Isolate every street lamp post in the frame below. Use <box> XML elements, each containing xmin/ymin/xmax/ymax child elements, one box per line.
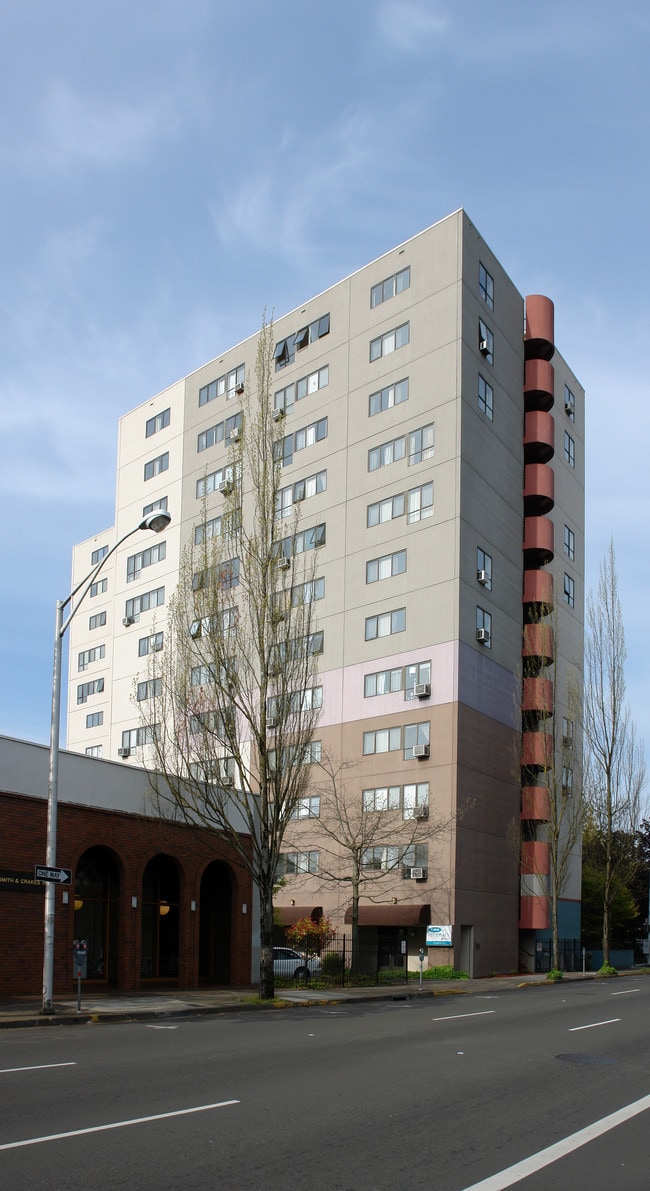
<box><xmin>41</xmin><ymin>510</ymin><xmax>171</xmax><ymax>1013</ymax></box>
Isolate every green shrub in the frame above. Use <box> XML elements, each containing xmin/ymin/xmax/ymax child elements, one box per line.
<box><xmin>547</xmin><ymin>969</ymin><xmax>564</xmax><ymax>982</ymax></box>
<box><xmin>597</xmin><ymin>963</ymin><xmax>618</xmax><ymax>977</ymax></box>
<box><xmin>409</xmin><ymin>965</ymin><xmax>469</xmax><ymax>981</ymax></box>
<box><xmin>320</xmin><ymin>952</ymin><xmax>345</xmax><ymax>981</ymax></box>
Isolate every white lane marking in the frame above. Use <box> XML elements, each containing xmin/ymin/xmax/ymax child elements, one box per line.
<box><xmin>432</xmin><ymin>1011</ymin><xmax>496</xmax><ymax>1022</ymax></box>
<box><xmin>611</xmin><ymin>988</ymin><xmax>640</xmax><ymax>995</ymax></box>
<box><xmin>0</xmin><ymin>1100</ymin><xmax>239</xmax><ymax>1151</ymax></box>
<box><xmin>0</xmin><ymin>1062</ymin><xmax>77</xmax><ymax>1075</ymax></box>
<box><xmin>568</xmin><ymin>1018</ymin><xmax>620</xmax><ymax>1032</ymax></box>
<box><xmin>145</xmin><ymin>1025</ymin><xmax>178</xmax><ymax>1029</ymax></box>
<box><xmin>460</xmin><ymin>1092</ymin><xmax>650</xmax><ymax>1190</ymax></box>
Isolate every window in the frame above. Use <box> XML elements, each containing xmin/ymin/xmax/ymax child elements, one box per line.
<box><xmin>478</xmin><ymin>320</ymin><xmax>494</xmax><ymax>365</ymax></box>
<box><xmin>367</xmin><ymin>493</ymin><xmax>405</xmax><ymax>527</ymax></box>
<box><xmin>275</xmin><ymin>470</ymin><xmax>326</xmax><ymax>519</ymax></box>
<box><xmin>146</xmin><ymin>408</ymin><xmax>170</xmax><ymax>437</ymax></box>
<box><xmin>275</xmin><ymin>366</ymin><xmax>329</xmax><ymax>413</ymax></box>
<box><xmin>564</xmin><ymin>525</ymin><xmax>575</xmax><ymax>561</ymax></box>
<box><xmin>138</xmin><ymin>631</ymin><xmax>164</xmax><ymax>656</ymax></box>
<box><xmin>192</xmin><ymin>558</ymin><xmax>240</xmax><ymax>592</ymax></box>
<box><xmin>476</xmin><ymin>607</ymin><xmax>492</xmax><ymax>647</ymax></box>
<box><xmin>199</xmin><ymin>364</ymin><xmax>245</xmax><ymax>406</ymax></box>
<box><xmin>564</xmin><ymin>385</ymin><xmax>575</xmax><ymax>421</ymax></box>
<box><xmin>362</xmin><ymin>845</ymin><xmax>401</xmax><ymax>872</ymax></box>
<box><xmin>77</xmin><ymin>678</ymin><xmax>105</xmax><ymax>704</ymax></box>
<box><xmin>275</xmin><ymin>523</ymin><xmax>326</xmax><ymax>559</ymax></box>
<box><xmin>277</xmin><ymin>418</ymin><xmax>328</xmax><ymax>466</ymax></box>
<box><xmin>562</xmin><ymin>767</ymin><xmax>574</xmax><ymax>796</ymax></box>
<box><xmin>90</xmin><ymin>577</ymin><xmax>108</xmax><ymax>598</ymax></box>
<box><xmin>478</xmin><ymin>374</ymin><xmax>494</xmax><ymax>420</ymax></box>
<box><xmin>89</xmin><ymin>611</ymin><xmax>106</xmax><ymax>630</ymax></box>
<box><xmin>291</xmin><ymin>577</ymin><xmax>325</xmax><ymax>606</ymax></box>
<box><xmin>124</xmin><ymin>587</ymin><xmax>165</xmax><ymax>623</ymax></box>
<box><xmin>564</xmin><ymin>431</ymin><xmax>575</xmax><ymax>468</ymax></box>
<box><xmin>365</xmin><ymin>607</ymin><xmax>406</xmax><ymax>641</ymax></box>
<box><xmin>564</xmin><ymin>573</ymin><xmax>575</xmax><ymax>608</ymax></box>
<box><xmin>85</xmin><ymin>711</ymin><xmax>103</xmax><ymax>729</ymax></box>
<box><xmin>366</xmin><ymin>549</ymin><xmax>407</xmax><ymax>584</ymax></box>
<box><xmin>479</xmin><ymin>263</ymin><xmax>494</xmax><ymax>309</ymax></box>
<box><xmin>371</xmin><ymin>266</ymin><xmax>410</xmax><ymax>308</ymax></box>
<box><xmin>278</xmin><ymin>851</ymin><xmax>320</xmax><ymax>876</ymax></box>
<box><xmin>197</xmin><ymin>412</ymin><xmax>242</xmax><ymax>453</ymax></box>
<box><xmin>189</xmin><ymin>756</ymin><xmax>235</xmax><ymax>784</ymax></box>
<box><xmin>290</xmin><ymin>796</ymin><xmax>321</xmax><ymax>820</ymax></box>
<box><xmin>144</xmin><ymin>452</ymin><xmax>169</xmax><ymax>481</ymax></box>
<box><xmin>368</xmin><ymin>434</ymin><xmax>406</xmax><ymax>472</ymax></box>
<box><xmin>85</xmin><ymin>745</ymin><xmax>103</xmax><ymax>758</ymax></box>
<box><xmin>121</xmin><ymin>725</ymin><xmax>158</xmax><ymax>750</ymax></box>
<box><xmin>91</xmin><ymin>545</ymin><xmax>109</xmax><ymax>565</ymax></box>
<box><xmin>143</xmin><ymin>496</ymin><xmax>168</xmax><ymax>517</ymax></box>
<box><xmin>126</xmin><ymin>541</ymin><xmax>166</xmax><ymax>582</ymax></box>
<box><xmin>369</xmin><ymin>377</ymin><xmax>409</xmax><ymax>417</ymax></box>
<box><xmin>269</xmin><ymin>741</ymin><xmax>322</xmax><ymax>772</ymax></box>
<box><xmin>562</xmin><ymin>717</ymin><xmax>574</xmax><ymax>748</ymax></box>
<box><xmin>190</xmin><ymin>664</ymin><xmax>217</xmax><ymax>687</ymax></box>
<box><xmin>274</xmin><ymin>314</ymin><xmax>330</xmax><ymax>371</ymax></box>
<box><xmin>403</xmin><ymin>721</ymin><xmax>430</xmax><ymax>760</ymax></box>
<box><xmin>408</xmin><ymin>424</ymin><xmax>434</xmax><ymax>465</ymax></box>
<box><xmin>363</xmin><ymin>782</ymin><xmax>429</xmax><ymax>819</ymax></box>
<box><xmin>363</xmin><ymin>726</ymin><xmax>402</xmax><ymax>755</ymax></box>
<box><xmin>477</xmin><ymin>548</ymin><xmax>492</xmax><ymax>591</ymax></box>
<box><xmin>196</xmin><ymin>463</ymin><xmax>238</xmax><ymax>498</ymax></box>
<box><xmin>271</xmin><ymin>633</ymin><xmax>324</xmax><ymax>672</ymax></box>
<box><xmin>137</xmin><ymin>678</ymin><xmax>162</xmax><ymax>701</ymax></box>
<box><xmin>407</xmin><ymin>482</ymin><xmax>434</xmax><ymax>523</ymax></box>
<box><xmin>78</xmin><ymin>645</ymin><xmax>105</xmax><ymax>671</ymax></box>
<box><xmin>268</xmin><ymin>685</ymin><xmax>323</xmax><ymax>721</ymax></box>
<box><xmin>190</xmin><ymin>607</ymin><xmax>238</xmax><ymax>640</ymax></box>
<box><xmin>370</xmin><ymin>322</ymin><xmax>409</xmax><ymax>362</ymax></box>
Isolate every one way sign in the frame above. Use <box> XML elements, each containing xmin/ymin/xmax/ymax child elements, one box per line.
<box><xmin>35</xmin><ymin>865</ymin><xmax>72</xmax><ymax>885</ymax></box>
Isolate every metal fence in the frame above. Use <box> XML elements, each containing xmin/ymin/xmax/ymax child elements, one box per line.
<box><xmin>276</xmin><ymin>934</ymin><xmax>409</xmax><ymax>988</ymax></box>
<box><xmin>534</xmin><ymin>938</ymin><xmax>582</xmax><ymax>973</ymax></box>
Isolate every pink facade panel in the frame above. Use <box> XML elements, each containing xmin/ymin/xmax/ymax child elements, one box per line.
<box><xmin>522</xmin><ymin>569</ymin><xmax>554</xmax><ymax>611</ymax></box>
<box><xmin>520</xmin><ymin>840</ymin><xmax>551</xmax><ymax>875</ymax></box>
<box><xmin>521</xmin><ymin>786</ymin><xmax>551</xmax><ymax>821</ymax></box>
<box><xmin>523</xmin><ymin>463</ymin><xmax>554</xmax><ymax>515</ymax></box>
<box><xmin>519</xmin><ymin>895</ymin><xmax>550</xmax><ymax>930</ymax></box>
<box><xmin>522</xmin><ymin>731</ymin><xmax>553</xmax><ymax>770</ymax></box>
<box><xmin>522</xmin><ymin>676</ymin><xmax>553</xmax><ymax>716</ymax></box>
<box><xmin>524</xmin><ymin>410</ymin><xmax>555</xmax><ymax>463</ymax></box>
<box><xmin>523</xmin><ymin>358</ymin><xmax>554</xmax><ymax>411</ymax></box>
<box><xmin>524</xmin><ymin>294</ymin><xmax>555</xmax><ymax>361</ymax></box>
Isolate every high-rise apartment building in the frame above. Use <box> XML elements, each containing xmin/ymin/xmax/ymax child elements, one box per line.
<box><xmin>67</xmin><ymin>209</ymin><xmax>584</xmax><ymax>977</ymax></box>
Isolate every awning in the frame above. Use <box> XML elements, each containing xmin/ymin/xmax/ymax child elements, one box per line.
<box><xmin>344</xmin><ymin>905</ymin><xmax>430</xmax><ymax>927</ymax></box>
<box><xmin>275</xmin><ymin>905</ymin><xmax>323</xmax><ymax>926</ymax></box>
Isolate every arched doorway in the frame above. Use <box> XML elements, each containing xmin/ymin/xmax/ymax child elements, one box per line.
<box><xmin>141</xmin><ymin>855</ymin><xmax>180</xmax><ymax>980</ymax></box>
<box><xmin>199</xmin><ymin>862</ymin><xmax>232</xmax><ymax>984</ymax></box>
<box><xmin>74</xmin><ymin>847</ymin><xmax>120</xmax><ymax>983</ymax></box>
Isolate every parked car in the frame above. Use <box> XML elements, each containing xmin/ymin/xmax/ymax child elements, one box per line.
<box><xmin>273</xmin><ymin>947</ymin><xmax>321</xmax><ymax>980</ymax></box>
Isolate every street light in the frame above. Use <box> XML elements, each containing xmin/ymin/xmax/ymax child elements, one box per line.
<box><xmin>41</xmin><ymin>509</ymin><xmax>171</xmax><ymax>1013</ymax></box>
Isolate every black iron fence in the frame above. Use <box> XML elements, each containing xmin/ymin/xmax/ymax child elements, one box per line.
<box><xmin>276</xmin><ymin>934</ymin><xmax>409</xmax><ymax>988</ymax></box>
<box><xmin>534</xmin><ymin>938</ymin><xmax>582</xmax><ymax>973</ymax></box>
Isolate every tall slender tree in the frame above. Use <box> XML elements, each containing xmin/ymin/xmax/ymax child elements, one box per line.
<box><xmin>146</xmin><ymin>319</ymin><xmax>323</xmax><ymax>998</ymax></box>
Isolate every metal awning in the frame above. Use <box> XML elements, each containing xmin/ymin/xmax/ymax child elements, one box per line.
<box><xmin>344</xmin><ymin>905</ymin><xmax>430</xmax><ymax>927</ymax></box>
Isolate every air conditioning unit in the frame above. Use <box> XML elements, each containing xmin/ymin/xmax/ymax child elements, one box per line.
<box><xmin>272</xmin><ymin>407</ymin><xmax>285</xmax><ymax>422</ymax></box>
<box><xmin>235</xmin><ymin>382</ymin><xmax>245</xmax><ymax>395</ymax></box>
<box><xmin>221</xmin><ymin>775</ymin><xmax>233</xmax><ymax>788</ymax></box>
<box><xmin>122</xmin><ymin>616</ymin><xmax>135</xmax><ymax>627</ymax></box>
<box><xmin>414</xmin><ymin>682</ymin><xmax>430</xmax><ymax>699</ymax></box>
<box><xmin>218</xmin><ymin>480</ymin><xmax>234</xmax><ymax>495</ymax></box>
<box><xmin>476</xmin><ymin>627</ymin><xmax>490</xmax><ymax>643</ymax></box>
<box><xmin>413</xmin><ymin>806</ymin><xmax>429</xmax><ymax>820</ymax></box>
<box><xmin>267</xmin><ymin>719</ymin><xmax>276</xmax><ymax>731</ymax></box>
<box><xmin>479</xmin><ymin>338</ymin><xmax>490</xmax><ymax>355</ymax></box>
<box><xmin>413</xmin><ymin>743</ymin><xmax>430</xmax><ymax>760</ymax></box>
<box><xmin>564</xmin><ymin>397</ymin><xmax>574</xmax><ymax>415</ymax></box>
<box><xmin>229</xmin><ymin>427</ymin><xmax>241</xmax><ymax>442</ymax></box>
<box><xmin>477</xmin><ymin>569</ymin><xmax>489</xmax><ymax>585</ymax></box>
<box><xmin>118</xmin><ymin>747</ymin><xmax>131</xmax><ymax>758</ymax></box>
<box><xmin>277</xmin><ymin>556</ymin><xmax>291</xmax><ymax>570</ymax></box>
<box><xmin>562</xmin><ymin>735</ymin><xmax>573</xmax><ymax>749</ymax></box>
<box><xmin>410</xmin><ymin>866</ymin><xmax>427</xmax><ymax>881</ymax></box>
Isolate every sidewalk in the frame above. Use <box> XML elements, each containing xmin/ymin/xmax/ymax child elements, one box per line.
<box><xmin>0</xmin><ymin>970</ymin><xmax>614</xmax><ymax>1029</ymax></box>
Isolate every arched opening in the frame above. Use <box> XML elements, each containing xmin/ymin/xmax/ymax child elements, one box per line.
<box><xmin>199</xmin><ymin>862</ymin><xmax>233</xmax><ymax>984</ymax></box>
<box><xmin>141</xmin><ymin>855</ymin><xmax>180</xmax><ymax>980</ymax></box>
<box><xmin>74</xmin><ymin>847</ymin><xmax>120</xmax><ymax>983</ymax></box>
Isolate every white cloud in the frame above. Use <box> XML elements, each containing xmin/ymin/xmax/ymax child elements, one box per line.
<box><xmin>376</xmin><ymin>1</ymin><xmax>450</xmax><ymax>54</ymax></box>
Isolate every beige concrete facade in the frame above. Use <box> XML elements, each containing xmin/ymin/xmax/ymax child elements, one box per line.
<box><xmin>66</xmin><ymin>210</ymin><xmax>584</xmax><ymax>976</ymax></box>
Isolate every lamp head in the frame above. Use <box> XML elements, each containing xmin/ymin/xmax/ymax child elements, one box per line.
<box><xmin>139</xmin><ymin>510</ymin><xmax>172</xmax><ymax>534</ymax></box>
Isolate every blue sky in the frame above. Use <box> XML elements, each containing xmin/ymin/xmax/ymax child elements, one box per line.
<box><xmin>1</xmin><ymin>0</ymin><xmax>649</xmax><ymax>765</ymax></box>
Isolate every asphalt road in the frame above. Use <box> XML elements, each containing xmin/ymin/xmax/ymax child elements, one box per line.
<box><xmin>1</xmin><ymin>978</ymin><xmax>650</xmax><ymax>1189</ymax></box>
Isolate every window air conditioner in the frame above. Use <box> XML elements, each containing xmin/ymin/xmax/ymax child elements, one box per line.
<box><xmin>479</xmin><ymin>339</ymin><xmax>490</xmax><ymax>355</ymax></box>
<box><xmin>272</xmin><ymin>407</ymin><xmax>285</xmax><ymax>422</ymax></box>
<box><xmin>218</xmin><ymin>480</ymin><xmax>234</xmax><ymax>495</ymax></box>
<box><xmin>235</xmin><ymin>382</ymin><xmax>245</xmax><ymax>395</ymax></box>
<box><xmin>476</xmin><ymin>627</ymin><xmax>490</xmax><ymax>643</ymax></box>
<box><xmin>267</xmin><ymin>719</ymin><xmax>277</xmax><ymax>731</ymax></box>
<box><xmin>562</xmin><ymin>735</ymin><xmax>573</xmax><ymax>749</ymax></box>
<box><xmin>229</xmin><ymin>427</ymin><xmax>241</xmax><ymax>442</ymax></box>
<box><xmin>410</xmin><ymin>867</ymin><xmax>427</xmax><ymax>881</ymax></box>
<box><xmin>118</xmin><ymin>748</ymin><xmax>131</xmax><ymax>758</ymax></box>
<box><xmin>413</xmin><ymin>744</ymin><xmax>430</xmax><ymax>760</ymax></box>
<box><xmin>277</xmin><ymin>556</ymin><xmax>291</xmax><ymax>570</ymax></box>
<box><xmin>413</xmin><ymin>806</ymin><xmax>429</xmax><ymax>820</ymax></box>
<box><xmin>564</xmin><ymin>398</ymin><xmax>574</xmax><ymax>414</ymax></box>
<box><xmin>477</xmin><ymin>570</ymin><xmax>489</xmax><ymax>585</ymax></box>
<box><xmin>414</xmin><ymin>682</ymin><xmax>430</xmax><ymax>699</ymax></box>
<box><xmin>122</xmin><ymin>616</ymin><xmax>135</xmax><ymax>627</ymax></box>
<box><xmin>221</xmin><ymin>775</ymin><xmax>233</xmax><ymax>788</ymax></box>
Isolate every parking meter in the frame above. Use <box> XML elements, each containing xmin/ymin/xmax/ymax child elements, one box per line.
<box><xmin>73</xmin><ymin>939</ymin><xmax>88</xmax><ymax>979</ymax></box>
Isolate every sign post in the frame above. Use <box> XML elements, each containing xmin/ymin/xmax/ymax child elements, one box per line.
<box><xmin>73</xmin><ymin>939</ymin><xmax>88</xmax><ymax>1013</ymax></box>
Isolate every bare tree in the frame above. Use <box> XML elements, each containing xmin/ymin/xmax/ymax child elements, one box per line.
<box><xmin>146</xmin><ymin>319</ymin><xmax>323</xmax><ymax>998</ymax></box>
<box><xmin>283</xmin><ymin>755</ymin><xmax>451</xmax><ymax>969</ymax></box>
<box><xmin>584</xmin><ymin>541</ymin><xmax>647</xmax><ymax>965</ymax></box>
